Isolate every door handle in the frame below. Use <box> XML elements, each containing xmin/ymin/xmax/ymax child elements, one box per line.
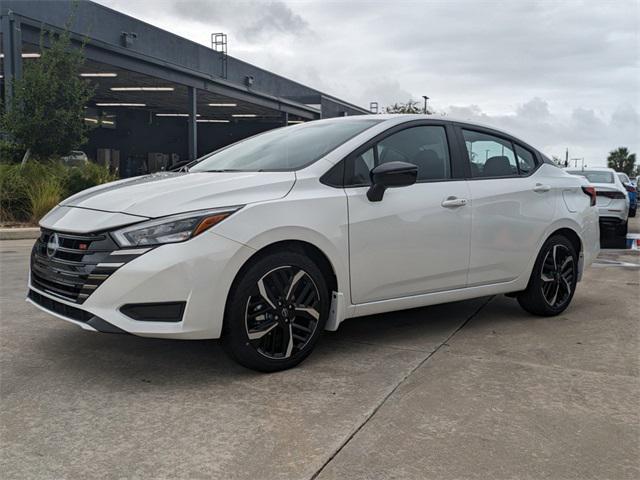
<box><xmin>533</xmin><ymin>183</ymin><xmax>551</xmax><ymax>193</ymax></box>
<box><xmin>441</xmin><ymin>197</ymin><xmax>468</xmax><ymax>208</ymax></box>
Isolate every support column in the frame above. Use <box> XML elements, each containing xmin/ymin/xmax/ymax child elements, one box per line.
<box><xmin>187</xmin><ymin>86</ymin><xmax>197</xmax><ymax>161</ymax></box>
<box><xmin>2</xmin><ymin>12</ymin><xmax>22</xmax><ymax>112</ymax></box>
<box><xmin>281</xmin><ymin>111</ymin><xmax>289</xmax><ymax>126</ymax></box>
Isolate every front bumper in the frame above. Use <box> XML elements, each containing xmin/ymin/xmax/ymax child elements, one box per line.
<box><xmin>27</xmin><ymin>229</ymin><xmax>256</xmax><ymax>339</ymax></box>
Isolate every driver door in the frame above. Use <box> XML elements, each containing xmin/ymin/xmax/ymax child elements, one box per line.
<box><xmin>345</xmin><ymin>124</ymin><xmax>471</xmax><ymax>304</ymax></box>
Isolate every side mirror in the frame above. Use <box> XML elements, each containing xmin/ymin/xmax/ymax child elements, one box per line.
<box><xmin>367</xmin><ymin>161</ymin><xmax>418</xmax><ymax>202</ymax></box>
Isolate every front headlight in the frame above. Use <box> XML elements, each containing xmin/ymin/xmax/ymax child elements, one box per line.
<box><xmin>112</xmin><ymin>206</ymin><xmax>243</xmax><ymax>247</ymax></box>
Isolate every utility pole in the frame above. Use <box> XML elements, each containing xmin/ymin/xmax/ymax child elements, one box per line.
<box><xmin>422</xmin><ymin>95</ymin><xmax>429</xmax><ymax>114</ymax></box>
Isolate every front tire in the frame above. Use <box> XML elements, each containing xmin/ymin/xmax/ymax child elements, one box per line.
<box><xmin>223</xmin><ymin>251</ymin><xmax>329</xmax><ymax>372</ymax></box>
<box><xmin>517</xmin><ymin>235</ymin><xmax>578</xmax><ymax>316</ymax></box>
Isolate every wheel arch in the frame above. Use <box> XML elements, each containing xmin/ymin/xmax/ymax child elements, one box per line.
<box><xmin>515</xmin><ymin>220</ymin><xmax>586</xmax><ymax>292</ymax></box>
<box><xmin>222</xmin><ymin>239</ymin><xmax>341</xmax><ymax>336</ymax></box>
<box><xmin>548</xmin><ymin>227</ymin><xmax>582</xmax><ymax>256</ymax></box>
<box><xmin>232</xmin><ymin>240</ymin><xmax>338</xmax><ymax>294</ymax></box>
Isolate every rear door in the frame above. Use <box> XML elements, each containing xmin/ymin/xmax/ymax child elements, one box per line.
<box><xmin>457</xmin><ymin>126</ymin><xmax>556</xmax><ymax>286</ymax></box>
<box><xmin>344</xmin><ymin>122</ymin><xmax>472</xmax><ymax>304</ymax></box>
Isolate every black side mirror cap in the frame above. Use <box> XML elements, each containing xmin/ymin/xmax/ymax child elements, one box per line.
<box><xmin>367</xmin><ymin>161</ymin><xmax>418</xmax><ymax>202</ymax></box>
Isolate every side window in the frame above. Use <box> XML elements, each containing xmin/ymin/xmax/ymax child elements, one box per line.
<box><xmin>515</xmin><ymin>144</ymin><xmax>537</xmax><ymax>175</ymax></box>
<box><xmin>346</xmin><ymin>147</ymin><xmax>375</xmax><ymax>186</ymax></box>
<box><xmin>344</xmin><ymin>126</ymin><xmax>451</xmax><ymax>186</ymax></box>
<box><xmin>377</xmin><ymin>126</ymin><xmax>450</xmax><ymax>182</ymax></box>
<box><xmin>462</xmin><ymin>130</ymin><xmax>517</xmax><ymax>178</ymax></box>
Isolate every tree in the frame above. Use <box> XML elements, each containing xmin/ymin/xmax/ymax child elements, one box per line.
<box><xmin>551</xmin><ymin>155</ymin><xmax>568</xmax><ymax>167</ymax></box>
<box><xmin>1</xmin><ymin>27</ymin><xmax>95</xmax><ymax>164</ymax></box>
<box><xmin>385</xmin><ymin>99</ymin><xmax>433</xmax><ymax>114</ymax></box>
<box><xmin>606</xmin><ymin>147</ymin><xmax>636</xmax><ymax>176</ymax></box>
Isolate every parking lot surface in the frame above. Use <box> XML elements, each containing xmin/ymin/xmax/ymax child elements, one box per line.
<box><xmin>1</xmin><ymin>220</ymin><xmax>639</xmax><ymax>479</ymax></box>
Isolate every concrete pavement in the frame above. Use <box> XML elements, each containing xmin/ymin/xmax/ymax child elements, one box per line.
<box><xmin>1</xmin><ymin>222</ymin><xmax>638</xmax><ymax>479</ymax></box>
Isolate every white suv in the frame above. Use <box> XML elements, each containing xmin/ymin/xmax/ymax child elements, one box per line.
<box><xmin>566</xmin><ymin>167</ymin><xmax>629</xmax><ymax>236</ymax></box>
<box><xmin>29</xmin><ymin>115</ymin><xmax>599</xmax><ymax>371</ymax></box>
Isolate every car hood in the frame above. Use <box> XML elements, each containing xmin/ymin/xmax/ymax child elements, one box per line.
<box><xmin>60</xmin><ymin>171</ymin><xmax>296</xmax><ymax>218</ymax></box>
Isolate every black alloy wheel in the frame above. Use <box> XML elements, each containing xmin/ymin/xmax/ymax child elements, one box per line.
<box><xmin>539</xmin><ymin>244</ymin><xmax>574</xmax><ymax>309</ymax></box>
<box><xmin>517</xmin><ymin>235</ymin><xmax>578</xmax><ymax>316</ymax></box>
<box><xmin>245</xmin><ymin>266</ymin><xmax>321</xmax><ymax>359</ymax></box>
<box><xmin>223</xmin><ymin>251</ymin><xmax>329</xmax><ymax>372</ymax></box>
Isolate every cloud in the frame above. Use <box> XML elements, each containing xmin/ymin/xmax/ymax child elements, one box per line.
<box><xmin>171</xmin><ymin>0</ymin><xmax>310</xmax><ymax>40</ymax></box>
<box><xmin>445</xmin><ymin>99</ymin><xmax>640</xmax><ymax>166</ymax></box>
<box><xmin>92</xmin><ymin>0</ymin><xmax>640</xmax><ymax>166</ymax></box>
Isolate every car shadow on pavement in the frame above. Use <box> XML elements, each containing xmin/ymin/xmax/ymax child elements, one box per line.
<box><xmin>16</xmin><ymin>297</ymin><xmax>499</xmax><ymax>387</ymax></box>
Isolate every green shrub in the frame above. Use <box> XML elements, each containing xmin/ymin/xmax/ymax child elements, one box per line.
<box><xmin>25</xmin><ymin>171</ymin><xmax>65</xmax><ymax>223</ymax></box>
<box><xmin>0</xmin><ymin>140</ymin><xmax>25</xmax><ymax>164</ymax></box>
<box><xmin>0</xmin><ymin>160</ymin><xmax>117</xmax><ymax>224</ymax></box>
<box><xmin>66</xmin><ymin>161</ymin><xmax>117</xmax><ymax>196</ymax></box>
<box><xmin>0</xmin><ymin>164</ymin><xmax>29</xmax><ymax>222</ymax></box>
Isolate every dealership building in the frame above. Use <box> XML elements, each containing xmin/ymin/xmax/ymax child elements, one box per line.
<box><xmin>1</xmin><ymin>0</ymin><xmax>369</xmax><ymax>176</ymax></box>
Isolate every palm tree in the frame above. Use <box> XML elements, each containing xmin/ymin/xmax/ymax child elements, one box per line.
<box><xmin>607</xmin><ymin>147</ymin><xmax>636</xmax><ymax>175</ymax></box>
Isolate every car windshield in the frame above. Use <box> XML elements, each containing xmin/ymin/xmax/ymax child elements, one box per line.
<box><xmin>190</xmin><ymin>118</ymin><xmax>382</xmax><ymax>172</ymax></box>
<box><xmin>617</xmin><ymin>173</ymin><xmax>630</xmax><ymax>184</ymax></box>
<box><xmin>567</xmin><ymin>170</ymin><xmax>614</xmax><ymax>184</ymax></box>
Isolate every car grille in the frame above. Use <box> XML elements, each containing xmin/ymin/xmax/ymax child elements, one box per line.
<box><xmin>27</xmin><ymin>289</ymin><xmax>93</xmax><ymax>322</ymax></box>
<box><xmin>30</xmin><ymin>229</ymin><xmax>147</xmax><ymax>304</ymax></box>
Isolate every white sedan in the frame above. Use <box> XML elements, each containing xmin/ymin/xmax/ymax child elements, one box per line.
<box><xmin>566</xmin><ymin>167</ymin><xmax>630</xmax><ymax>236</ymax></box>
<box><xmin>29</xmin><ymin>115</ymin><xmax>599</xmax><ymax>371</ymax></box>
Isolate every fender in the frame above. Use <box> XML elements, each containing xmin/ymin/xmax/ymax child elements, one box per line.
<box><xmin>518</xmin><ymin>217</ymin><xmax>588</xmax><ymax>288</ymax></box>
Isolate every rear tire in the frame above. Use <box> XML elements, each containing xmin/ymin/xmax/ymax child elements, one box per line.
<box><xmin>517</xmin><ymin>235</ymin><xmax>578</xmax><ymax>316</ymax></box>
<box><xmin>223</xmin><ymin>251</ymin><xmax>329</xmax><ymax>372</ymax></box>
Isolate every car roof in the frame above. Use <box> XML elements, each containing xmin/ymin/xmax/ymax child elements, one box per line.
<box><xmin>318</xmin><ymin>114</ymin><xmax>544</xmax><ymax>157</ymax></box>
<box><xmin>324</xmin><ymin>113</ymin><xmax>518</xmax><ymax>133</ymax></box>
<box><xmin>566</xmin><ymin>167</ymin><xmax>615</xmax><ymax>173</ymax></box>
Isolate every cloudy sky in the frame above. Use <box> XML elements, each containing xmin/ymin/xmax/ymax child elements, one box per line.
<box><xmin>95</xmin><ymin>0</ymin><xmax>639</xmax><ymax>166</ymax></box>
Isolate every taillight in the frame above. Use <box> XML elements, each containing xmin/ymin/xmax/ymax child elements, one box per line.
<box><xmin>581</xmin><ymin>186</ymin><xmax>596</xmax><ymax>206</ymax></box>
<box><xmin>624</xmin><ymin>184</ymin><xmax>636</xmax><ymax>193</ymax></box>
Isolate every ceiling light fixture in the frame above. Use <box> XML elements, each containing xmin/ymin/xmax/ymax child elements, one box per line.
<box><xmin>197</xmin><ymin>119</ymin><xmax>230</xmax><ymax>123</ymax></box>
<box><xmin>0</xmin><ymin>53</ymin><xmax>41</xmax><ymax>58</ymax></box>
<box><xmin>96</xmin><ymin>103</ymin><xmax>146</xmax><ymax>107</ymax></box>
<box><xmin>84</xmin><ymin>117</ymin><xmax>99</xmax><ymax>123</ymax></box>
<box><xmin>208</xmin><ymin>103</ymin><xmax>237</xmax><ymax>107</ymax></box>
<box><xmin>232</xmin><ymin>114</ymin><xmax>258</xmax><ymax>118</ymax></box>
<box><xmin>287</xmin><ymin>120</ymin><xmax>305</xmax><ymax>124</ymax></box>
<box><xmin>155</xmin><ymin>113</ymin><xmax>202</xmax><ymax>117</ymax></box>
<box><xmin>110</xmin><ymin>87</ymin><xmax>174</xmax><ymax>91</ymax></box>
<box><xmin>81</xmin><ymin>73</ymin><xmax>118</xmax><ymax>78</ymax></box>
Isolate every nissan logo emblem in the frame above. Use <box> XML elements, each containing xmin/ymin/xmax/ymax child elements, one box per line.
<box><xmin>46</xmin><ymin>233</ymin><xmax>60</xmax><ymax>258</ymax></box>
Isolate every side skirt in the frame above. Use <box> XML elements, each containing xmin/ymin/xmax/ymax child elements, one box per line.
<box><xmin>349</xmin><ymin>277</ymin><xmax>528</xmax><ymax>321</ymax></box>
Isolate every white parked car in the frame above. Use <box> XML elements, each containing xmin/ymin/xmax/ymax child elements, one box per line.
<box><xmin>29</xmin><ymin>115</ymin><xmax>599</xmax><ymax>371</ymax></box>
<box><xmin>60</xmin><ymin>150</ymin><xmax>89</xmax><ymax>167</ymax></box>
<box><xmin>566</xmin><ymin>167</ymin><xmax>629</xmax><ymax>236</ymax></box>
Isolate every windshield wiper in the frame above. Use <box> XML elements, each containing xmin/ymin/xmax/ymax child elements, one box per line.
<box><xmin>203</xmin><ymin>169</ymin><xmax>244</xmax><ymax>172</ymax></box>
